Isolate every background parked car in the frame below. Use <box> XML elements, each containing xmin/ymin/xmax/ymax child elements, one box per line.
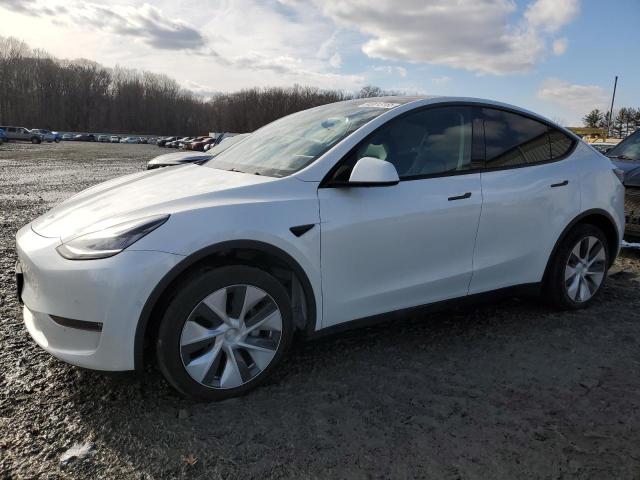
<box><xmin>120</xmin><ymin>137</ymin><xmax>139</xmax><ymax>144</ymax></box>
<box><xmin>62</xmin><ymin>133</ymin><xmax>74</xmax><ymax>141</ymax></box>
<box><xmin>74</xmin><ymin>133</ymin><xmax>95</xmax><ymax>142</ymax></box>
<box><xmin>31</xmin><ymin>129</ymin><xmax>61</xmax><ymax>143</ymax></box>
<box><xmin>177</xmin><ymin>137</ymin><xmax>194</xmax><ymax>149</ymax></box>
<box><xmin>110</xmin><ymin>135</ymin><xmax>120</xmax><ymax>143</ymax></box>
<box><xmin>184</xmin><ymin>136</ymin><xmax>205</xmax><ymax>149</ymax></box>
<box><xmin>157</xmin><ymin>136</ymin><xmax>176</xmax><ymax>147</ymax></box>
<box><xmin>591</xmin><ymin>142</ymin><xmax>617</xmax><ymax>154</ymax></box>
<box><xmin>98</xmin><ymin>134</ymin><xmax>110</xmax><ymax>142</ymax></box>
<box><xmin>188</xmin><ymin>137</ymin><xmax>216</xmax><ymax>151</ymax></box>
<box><xmin>0</xmin><ymin>126</ymin><xmax>43</xmax><ymax>143</ymax></box>
<box><xmin>166</xmin><ymin>138</ymin><xmax>182</xmax><ymax>148</ymax></box>
<box><xmin>0</xmin><ymin>128</ymin><xmax>6</xmax><ymax>145</ymax></box>
<box><xmin>146</xmin><ymin>133</ymin><xmax>249</xmax><ymax>169</ymax></box>
<box><xmin>607</xmin><ymin>129</ymin><xmax>640</xmax><ymax>240</ymax></box>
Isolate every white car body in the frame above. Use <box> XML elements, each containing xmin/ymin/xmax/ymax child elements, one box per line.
<box><xmin>16</xmin><ymin>96</ymin><xmax>625</xmax><ymax>379</ymax></box>
<box><xmin>120</xmin><ymin>137</ymin><xmax>139</xmax><ymax>144</ymax></box>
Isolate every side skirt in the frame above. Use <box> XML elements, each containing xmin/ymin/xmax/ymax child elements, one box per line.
<box><xmin>304</xmin><ymin>283</ymin><xmax>541</xmax><ymax>340</ymax></box>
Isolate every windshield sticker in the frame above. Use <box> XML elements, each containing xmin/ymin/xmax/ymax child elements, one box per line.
<box><xmin>358</xmin><ymin>102</ymin><xmax>400</xmax><ymax>109</ymax></box>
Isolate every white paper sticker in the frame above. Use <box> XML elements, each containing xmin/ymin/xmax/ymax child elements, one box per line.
<box><xmin>358</xmin><ymin>102</ymin><xmax>400</xmax><ymax>109</ymax></box>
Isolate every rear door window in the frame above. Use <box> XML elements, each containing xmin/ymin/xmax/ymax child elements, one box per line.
<box><xmin>483</xmin><ymin>108</ymin><xmax>552</xmax><ymax>168</ymax></box>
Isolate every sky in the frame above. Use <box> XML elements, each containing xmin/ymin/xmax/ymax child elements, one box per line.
<box><xmin>0</xmin><ymin>0</ymin><xmax>638</xmax><ymax>125</ymax></box>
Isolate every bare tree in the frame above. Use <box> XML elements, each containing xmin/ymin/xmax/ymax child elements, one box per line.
<box><xmin>0</xmin><ymin>36</ymin><xmax>399</xmax><ymax>135</ymax></box>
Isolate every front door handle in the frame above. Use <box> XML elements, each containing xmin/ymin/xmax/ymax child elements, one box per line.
<box><xmin>448</xmin><ymin>192</ymin><xmax>472</xmax><ymax>201</ymax></box>
<box><xmin>551</xmin><ymin>180</ymin><xmax>569</xmax><ymax>188</ymax></box>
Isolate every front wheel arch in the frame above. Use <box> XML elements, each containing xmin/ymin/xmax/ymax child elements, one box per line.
<box><xmin>134</xmin><ymin>240</ymin><xmax>317</xmax><ymax>370</ymax></box>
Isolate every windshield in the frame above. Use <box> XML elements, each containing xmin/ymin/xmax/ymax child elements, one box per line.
<box><xmin>208</xmin><ymin>134</ymin><xmax>249</xmax><ymax>157</ymax></box>
<box><xmin>204</xmin><ymin>99</ymin><xmax>403</xmax><ymax>177</ymax></box>
<box><xmin>607</xmin><ymin>129</ymin><xmax>640</xmax><ymax>160</ymax></box>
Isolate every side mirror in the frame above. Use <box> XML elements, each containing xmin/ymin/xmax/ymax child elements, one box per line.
<box><xmin>348</xmin><ymin>157</ymin><xmax>399</xmax><ymax>186</ymax></box>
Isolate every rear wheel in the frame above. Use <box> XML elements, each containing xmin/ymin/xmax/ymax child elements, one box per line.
<box><xmin>156</xmin><ymin>265</ymin><xmax>293</xmax><ymax>400</ymax></box>
<box><xmin>544</xmin><ymin>224</ymin><xmax>609</xmax><ymax>309</ymax></box>
<box><xmin>31</xmin><ymin>137</ymin><xmax>40</xmax><ymax>144</ymax></box>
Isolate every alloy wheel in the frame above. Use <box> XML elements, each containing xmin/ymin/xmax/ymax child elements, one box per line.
<box><xmin>564</xmin><ymin>235</ymin><xmax>606</xmax><ymax>302</ymax></box>
<box><xmin>179</xmin><ymin>284</ymin><xmax>282</xmax><ymax>389</ymax></box>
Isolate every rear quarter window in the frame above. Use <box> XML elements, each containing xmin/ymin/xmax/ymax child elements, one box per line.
<box><xmin>549</xmin><ymin>128</ymin><xmax>575</xmax><ymax>159</ymax></box>
<box><xmin>482</xmin><ymin>108</ymin><xmax>575</xmax><ymax>168</ymax></box>
<box><xmin>483</xmin><ymin>108</ymin><xmax>551</xmax><ymax>168</ymax></box>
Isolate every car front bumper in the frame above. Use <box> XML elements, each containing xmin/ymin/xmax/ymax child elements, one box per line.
<box><xmin>16</xmin><ymin>224</ymin><xmax>183</xmax><ymax>371</ymax></box>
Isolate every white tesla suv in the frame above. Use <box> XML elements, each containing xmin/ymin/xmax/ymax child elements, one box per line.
<box><xmin>15</xmin><ymin>97</ymin><xmax>625</xmax><ymax>400</ymax></box>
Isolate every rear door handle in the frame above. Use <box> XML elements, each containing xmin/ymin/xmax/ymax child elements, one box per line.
<box><xmin>550</xmin><ymin>180</ymin><xmax>569</xmax><ymax>188</ymax></box>
<box><xmin>448</xmin><ymin>192</ymin><xmax>472</xmax><ymax>201</ymax></box>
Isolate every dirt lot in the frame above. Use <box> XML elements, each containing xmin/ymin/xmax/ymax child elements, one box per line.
<box><xmin>1</xmin><ymin>141</ymin><xmax>640</xmax><ymax>479</ymax></box>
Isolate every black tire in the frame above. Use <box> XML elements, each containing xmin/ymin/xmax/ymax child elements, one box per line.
<box><xmin>156</xmin><ymin>265</ymin><xmax>294</xmax><ymax>400</ymax></box>
<box><xmin>544</xmin><ymin>223</ymin><xmax>610</xmax><ymax>310</ymax></box>
<box><xmin>31</xmin><ymin>137</ymin><xmax>41</xmax><ymax>144</ymax></box>
<box><xmin>54</xmin><ymin>138</ymin><xmax>60</xmax><ymax>143</ymax></box>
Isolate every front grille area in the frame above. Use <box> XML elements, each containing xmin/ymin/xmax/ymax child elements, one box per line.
<box><xmin>625</xmin><ymin>187</ymin><xmax>640</xmax><ymax>236</ymax></box>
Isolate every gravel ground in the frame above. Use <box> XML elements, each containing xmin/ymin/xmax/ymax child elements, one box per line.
<box><xmin>1</xmin><ymin>142</ymin><xmax>640</xmax><ymax>479</ymax></box>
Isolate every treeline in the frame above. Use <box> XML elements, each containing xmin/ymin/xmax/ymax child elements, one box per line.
<box><xmin>0</xmin><ymin>37</ymin><xmax>212</xmax><ymax>135</ymax></box>
<box><xmin>583</xmin><ymin>107</ymin><xmax>640</xmax><ymax>138</ymax></box>
<box><xmin>0</xmin><ymin>36</ymin><xmax>394</xmax><ymax>136</ymax></box>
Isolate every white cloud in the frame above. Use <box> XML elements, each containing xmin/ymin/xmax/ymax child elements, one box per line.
<box><xmin>537</xmin><ymin>78</ymin><xmax>608</xmax><ymax>116</ymax></box>
<box><xmin>0</xmin><ymin>0</ymin><xmax>366</xmax><ymax>91</ymax></box>
<box><xmin>311</xmin><ymin>0</ymin><xmax>581</xmax><ymax>75</ymax></box>
<box><xmin>552</xmin><ymin>38</ymin><xmax>568</xmax><ymax>55</ymax></box>
<box><xmin>372</xmin><ymin>65</ymin><xmax>407</xmax><ymax>77</ymax></box>
<box><xmin>329</xmin><ymin>52</ymin><xmax>342</xmax><ymax>68</ymax></box>
<box><xmin>431</xmin><ymin>76</ymin><xmax>451</xmax><ymax>85</ymax></box>
<box><xmin>0</xmin><ymin>0</ymin><xmax>206</xmax><ymax>50</ymax></box>
<box><xmin>196</xmin><ymin>0</ymin><xmax>365</xmax><ymax>89</ymax></box>
<box><xmin>525</xmin><ymin>0</ymin><xmax>580</xmax><ymax>32</ymax></box>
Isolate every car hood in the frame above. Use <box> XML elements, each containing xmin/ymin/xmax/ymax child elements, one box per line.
<box><xmin>31</xmin><ymin>164</ymin><xmax>274</xmax><ymax>240</ymax></box>
<box><xmin>148</xmin><ymin>151</ymin><xmax>212</xmax><ymax>166</ymax></box>
<box><xmin>611</xmin><ymin>158</ymin><xmax>640</xmax><ymax>187</ymax></box>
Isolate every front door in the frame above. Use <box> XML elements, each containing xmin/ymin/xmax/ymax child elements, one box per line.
<box><xmin>318</xmin><ymin>105</ymin><xmax>483</xmax><ymax>327</ymax></box>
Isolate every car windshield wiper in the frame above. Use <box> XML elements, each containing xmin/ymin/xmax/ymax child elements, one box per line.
<box><xmin>227</xmin><ymin>167</ymin><xmax>246</xmax><ymax>173</ymax></box>
<box><xmin>608</xmin><ymin>154</ymin><xmax>636</xmax><ymax>160</ymax></box>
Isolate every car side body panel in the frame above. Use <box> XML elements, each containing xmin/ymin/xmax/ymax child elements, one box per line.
<box><xmin>469</xmin><ymin>154</ymin><xmax>582</xmax><ymax>294</ymax></box>
<box><xmin>133</xmin><ymin>176</ymin><xmax>324</xmax><ymax>331</ymax></box>
<box><xmin>318</xmin><ymin>174</ymin><xmax>482</xmax><ymax>327</ymax></box>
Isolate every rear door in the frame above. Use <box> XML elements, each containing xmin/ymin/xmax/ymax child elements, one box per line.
<box><xmin>469</xmin><ymin>107</ymin><xmax>580</xmax><ymax>294</ymax></box>
<box><xmin>319</xmin><ymin>105</ymin><xmax>484</xmax><ymax>327</ymax></box>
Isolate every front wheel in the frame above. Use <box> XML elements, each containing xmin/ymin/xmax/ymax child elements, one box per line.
<box><xmin>156</xmin><ymin>265</ymin><xmax>294</xmax><ymax>400</ymax></box>
<box><xmin>31</xmin><ymin>137</ymin><xmax>41</xmax><ymax>144</ymax></box>
<box><xmin>544</xmin><ymin>224</ymin><xmax>609</xmax><ymax>309</ymax></box>
<box><xmin>54</xmin><ymin>138</ymin><xmax>60</xmax><ymax>143</ymax></box>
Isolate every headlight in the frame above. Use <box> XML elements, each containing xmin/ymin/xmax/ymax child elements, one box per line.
<box><xmin>56</xmin><ymin>214</ymin><xmax>169</xmax><ymax>260</ymax></box>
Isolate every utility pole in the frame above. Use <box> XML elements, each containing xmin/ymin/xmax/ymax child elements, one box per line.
<box><xmin>607</xmin><ymin>75</ymin><xmax>618</xmax><ymax>138</ymax></box>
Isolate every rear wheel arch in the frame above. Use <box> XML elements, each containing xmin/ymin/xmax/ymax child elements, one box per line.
<box><xmin>543</xmin><ymin>209</ymin><xmax>619</xmax><ymax>283</ymax></box>
<box><xmin>134</xmin><ymin>240</ymin><xmax>317</xmax><ymax>370</ymax></box>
